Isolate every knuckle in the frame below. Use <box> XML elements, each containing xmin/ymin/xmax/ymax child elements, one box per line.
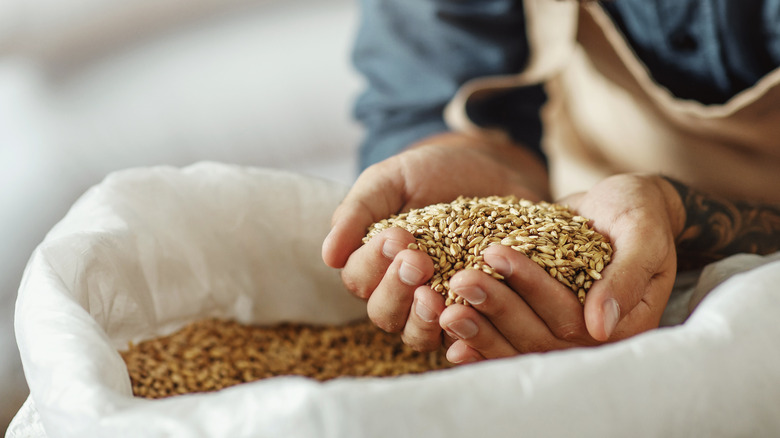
<box><xmin>340</xmin><ymin>271</ymin><xmax>371</xmax><ymax>300</ymax></box>
<box><xmin>369</xmin><ymin>313</ymin><xmax>402</xmax><ymax>333</ymax></box>
<box><xmin>458</xmin><ymin>337</ymin><xmax>486</xmax><ymax>352</ymax></box>
<box><xmin>367</xmin><ymin>305</ymin><xmax>405</xmax><ymax>334</ymax></box>
<box><xmin>401</xmin><ymin>332</ymin><xmax>441</xmax><ymax>353</ymax></box>
<box><xmin>523</xmin><ymin>340</ymin><xmax>556</xmax><ymax>354</ymax></box>
<box><xmin>477</xmin><ymin>298</ymin><xmax>507</xmax><ymax>321</ymax></box>
<box><xmin>553</xmin><ymin>321</ymin><xmax>589</xmax><ymax>343</ymax></box>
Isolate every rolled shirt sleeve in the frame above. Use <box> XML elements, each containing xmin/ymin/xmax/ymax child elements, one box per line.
<box><xmin>352</xmin><ymin>0</ymin><xmax>539</xmax><ymax>169</ymax></box>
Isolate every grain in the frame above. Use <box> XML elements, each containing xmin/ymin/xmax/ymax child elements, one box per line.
<box><xmin>363</xmin><ymin>196</ymin><xmax>613</xmax><ymax>305</ymax></box>
<box><xmin>120</xmin><ymin>318</ymin><xmax>452</xmax><ymax>399</ymax></box>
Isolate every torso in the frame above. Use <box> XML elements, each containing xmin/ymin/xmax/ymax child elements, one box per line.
<box><xmin>541</xmin><ymin>3</ymin><xmax>780</xmax><ymax>202</ymax></box>
<box><xmin>445</xmin><ymin>0</ymin><xmax>780</xmax><ymax>203</ymax></box>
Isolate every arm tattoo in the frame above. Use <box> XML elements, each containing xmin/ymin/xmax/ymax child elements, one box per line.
<box><xmin>663</xmin><ymin>177</ymin><xmax>780</xmax><ymax>270</ymax></box>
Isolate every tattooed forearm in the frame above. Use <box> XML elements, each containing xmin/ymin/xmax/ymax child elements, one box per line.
<box><xmin>663</xmin><ymin>177</ymin><xmax>780</xmax><ymax>270</ymax></box>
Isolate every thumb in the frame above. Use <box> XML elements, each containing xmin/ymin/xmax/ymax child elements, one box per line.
<box><xmin>321</xmin><ymin>205</ymin><xmax>375</xmax><ymax>269</ymax></box>
<box><xmin>321</xmin><ymin>166</ymin><xmax>405</xmax><ymax>269</ymax></box>
<box><xmin>582</xmin><ymin>246</ymin><xmax>652</xmax><ymax>342</ymax></box>
<box><xmin>583</xmin><ymin>288</ymin><xmax>623</xmax><ymax>343</ymax></box>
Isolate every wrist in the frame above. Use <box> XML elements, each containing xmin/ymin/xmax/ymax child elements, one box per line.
<box><xmin>656</xmin><ymin>175</ymin><xmax>688</xmax><ymax>242</ymax></box>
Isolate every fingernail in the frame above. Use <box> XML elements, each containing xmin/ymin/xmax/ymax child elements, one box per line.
<box><xmin>453</xmin><ymin>285</ymin><xmax>486</xmax><ymax>306</ymax></box>
<box><xmin>445</xmin><ymin>348</ymin><xmax>464</xmax><ymax>364</ymax></box>
<box><xmin>399</xmin><ymin>261</ymin><xmax>425</xmax><ymax>285</ymax></box>
<box><xmin>414</xmin><ymin>300</ymin><xmax>437</xmax><ymax>323</ymax></box>
<box><xmin>382</xmin><ymin>239</ymin><xmax>406</xmax><ymax>259</ymax></box>
<box><xmin>446</xmin><ymin>319</ymin><xmax>478</xmax><ymax>340</ymax></box>
<box><xmin>603</xmin><ymin>298</ymin><xmax>620</xmax><ymax>339</ymax></box>
<box><xmin>445</xmin><ymin>346</ymin><xmax>477</xmax><ymax>364</ymax></box>
<box><xmin>483</xmin><ymin>252</ymin><xmax>512</xmax><ymax>276</ymax></box>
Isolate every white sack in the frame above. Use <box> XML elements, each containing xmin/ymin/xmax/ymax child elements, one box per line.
<box><xmin>10</xmin><ymin>162</ymin><xmax>780</xmax><ymax>437</ymax></box>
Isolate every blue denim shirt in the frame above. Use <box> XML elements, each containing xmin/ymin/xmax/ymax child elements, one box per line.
<box><xmin>353</xmin><ymin>0</ymin><xmax>780</xmax><ymax>170</ymax></box>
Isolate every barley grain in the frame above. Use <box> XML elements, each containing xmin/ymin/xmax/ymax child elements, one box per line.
<box><xmin>121</xmin><ymin>318</ymin><xmax>452</xmax><ymax>399</ymax></box>
<box><xmin>364</xmin><ymin>196</ymin><xmax>613</xmax><ymax>305</ymax></box>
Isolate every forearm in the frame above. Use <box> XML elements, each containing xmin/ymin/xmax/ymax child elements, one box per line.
<box><xmin>662</xmin><ymin>177</ymin><xmax>780</xmax><ymax>269</ymax></box>
<box><xmin>411</xmin><ymin>131</ymin><xmax>551</xmax><ymax>200</ymax></box>
<box><xmin>353</xmin><ymin>0</ymin><xmax>530</xmax><ymax>169</ymax></box>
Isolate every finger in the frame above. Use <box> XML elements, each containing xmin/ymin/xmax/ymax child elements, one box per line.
<box><xmin>439</xmin><ymin>304</ymin><xmax>518</xmax><ymax>360</ymax></box>
<box><xmin>323</xmin><ymin>206</ymin><xmax>377</xmax><ymax>269</ymax></box>
<box><xmin>340</xmin><ymin>227</ymin><xmax>416</xmax><ymax>300</ymax></box>
<box><xmin>481</xmin><ymin>245</ymin><xmax>593</xmax><ymax>343</ymax></box>
<box><xmin>443</xmin><ymin>332</ymin><xmax>456</xmax><ymax>349</ymax></box>
<box><xmin>445</xmin><ymin>340</ymin><xmax>485</xmax><ymax>365</ymax></box>
<box><xmin>583</xmin><ymin>230</ymin><xmax>675</xmax><ymax>341</ymax></box>
<box><xmin>367</xmin><ymin>247</ymin><xmax>434</xmax><ymax>333</ymax></box>
<box><xmin>448</xmin><ymin>269</ymin><xmax>583</xmax><ymax>353</ymax></box>
<box><xmin>400</xmin><ymin>286</ymin><xmax>446</xmax><ymax>352</ymax></box>
<box><xmin>322</xmin><ymin>163</ymin><xmax>403</xmax><ymax>269</ymax></box>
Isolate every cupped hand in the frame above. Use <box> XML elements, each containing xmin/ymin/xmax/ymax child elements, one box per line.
<box><xmin>441</xmin><ymin>174</ymin><xmax>686</xmax><ymax>363</ymax></box>
<box><xmin>321</xmin><ymin>132</ymin><xmax>550</xmax><ymax>349</ymax></box>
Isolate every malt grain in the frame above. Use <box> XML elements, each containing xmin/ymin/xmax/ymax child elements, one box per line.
<box><xmin>121</xmin><ymin>318</ymin><xmax>451</xmax><ymax>399</ymax></box>
<box><xmin>364</xmin><ymin>196</ymin><xmax>613</xmax><ymax>305</ymax></box>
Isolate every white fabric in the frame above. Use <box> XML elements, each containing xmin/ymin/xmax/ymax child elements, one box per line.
<box><xmin>8</xmin><ymin>163</ymin><xmax>780</xmax><ymax>438</ymax></box>
<box><xmin>0</xmin><ymin>0</ymin><xmax>362</xmax><ymax>432</ymax></box>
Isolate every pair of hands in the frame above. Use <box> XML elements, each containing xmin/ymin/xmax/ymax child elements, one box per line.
<box><xmin>322</xmin><ymin>134</ymin><xmax>685</xmax><ymax>364</ymax></box>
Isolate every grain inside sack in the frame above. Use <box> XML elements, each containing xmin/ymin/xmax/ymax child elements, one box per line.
<box><xmin>121</xmin><ymin>318</ymin><xmax>452</xmax><ymax>399</ymax></box>
<box><xmin>363</xmin><ymin>196</ymin><xmax>613</xmax><ymax>305</ymax></box>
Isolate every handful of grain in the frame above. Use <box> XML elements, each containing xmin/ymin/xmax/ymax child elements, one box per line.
<box><xmin>121</xmin><ymin>318</ymin><xmax>451</xmax><ymax>399</ymax></box>
<box><xmin>363</xmin><ymin>196</ymin><xmax>613</xmax><ymax>305</ymax></box>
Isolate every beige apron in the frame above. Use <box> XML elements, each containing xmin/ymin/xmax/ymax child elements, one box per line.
<box><xmin>445</xmin><ymin>1</ymin><xmax>780</xmax><ymax>203</ymax></box>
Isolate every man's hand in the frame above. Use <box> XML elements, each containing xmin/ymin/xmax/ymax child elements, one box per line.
<box><xmin>439</xmin><ymin>174</ymin><xmax>686</xmax><ymax>363</ymax></box>
<box><xmin>321</xmin><ymin>131</ymin><xmax>550</xmax><ymax>350</ymax></box>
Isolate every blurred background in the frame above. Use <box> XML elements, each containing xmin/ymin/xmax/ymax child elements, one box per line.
<box><xmin>0</xmin><ymin>0</ymin><xmax>363</xmax><ymax>433</ymax></box>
